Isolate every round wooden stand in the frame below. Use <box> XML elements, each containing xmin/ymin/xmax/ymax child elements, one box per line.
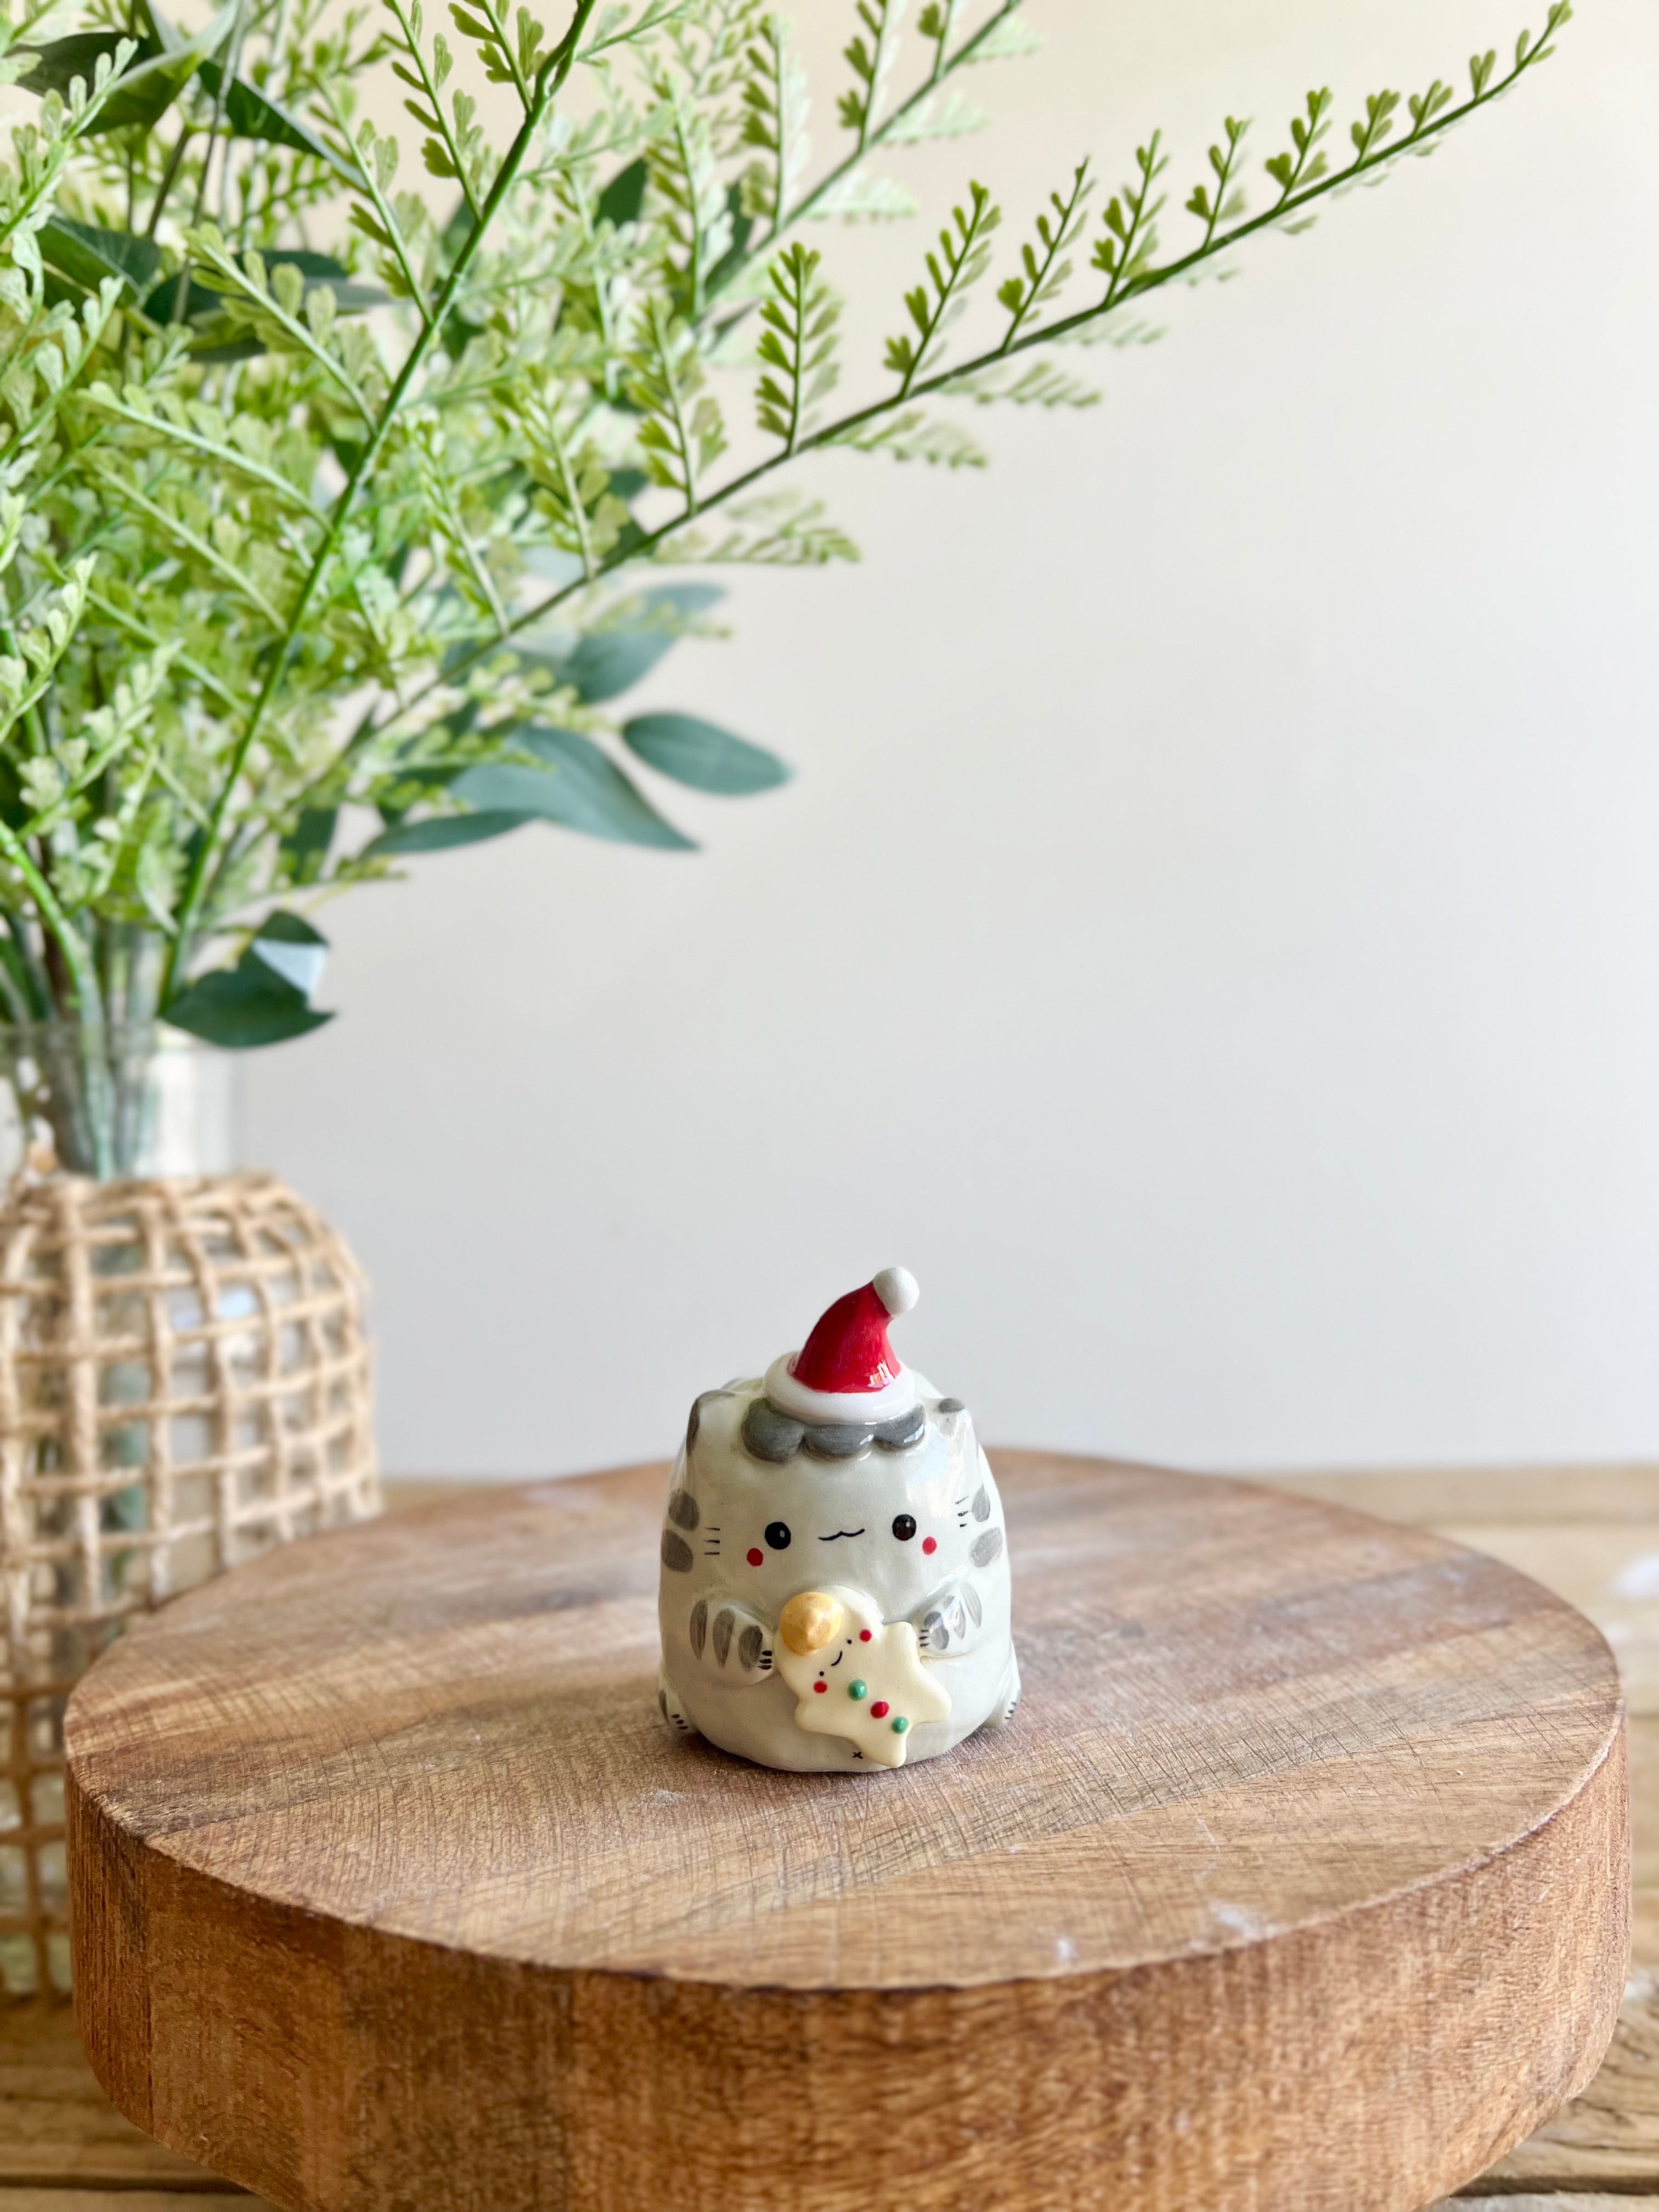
<box><xmin>65</xmin><ymin>1453</ymin><xmax>1628</xmax><ymax>2212</ymax></box>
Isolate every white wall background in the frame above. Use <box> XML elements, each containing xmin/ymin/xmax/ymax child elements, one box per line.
<box><xmin>244</xmin><ymin>0</ymin><xmax>1659</xmax><ymax>1480</ymax></box>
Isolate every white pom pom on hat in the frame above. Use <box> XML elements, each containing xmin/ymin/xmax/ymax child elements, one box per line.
<box><xmin>872</xmin><ymin>1265</ymin><xmax>919</xmax><ymax>1316</ymax></box>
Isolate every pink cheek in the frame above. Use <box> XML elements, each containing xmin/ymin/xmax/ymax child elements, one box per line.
<box><xmin>814</xmin><ymin>1680</ymin><xmax>827</xmax><ymax>1694</ymax></box>
<box><xmin>746</xmin><ymin>1548</ymin><xmax>764</xmax><ymax>1567</ymax></box>
<box><xmin>859</xmin><ymin>1629</ymin><xmax>872</xmax><ymax>1642</ymax></box>
<box><xmin>922</xmin><ymin>1536</ymin><xmax>937</xmax><ymax>1556</ymax></box>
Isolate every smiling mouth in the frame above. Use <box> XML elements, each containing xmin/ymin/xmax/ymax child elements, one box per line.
<box><xmin>819</xmin><ymin>1528</ymin><xmax>865</xmax><ymax>1542</ymax></box>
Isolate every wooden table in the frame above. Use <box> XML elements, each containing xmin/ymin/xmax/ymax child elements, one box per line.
<box><xmin>10</xmin><ymin>1464</ymin><xmax>1659</xmax><ymax>2210</ymax></box>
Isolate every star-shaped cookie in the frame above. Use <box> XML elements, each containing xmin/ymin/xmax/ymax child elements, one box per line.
<box><xmin>776</xmin><ymin>1585</ymin><xmax>951</xmax><ymax>1768</ymax></box>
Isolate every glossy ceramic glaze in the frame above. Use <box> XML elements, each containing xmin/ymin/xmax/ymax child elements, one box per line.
<box><xmin>657</xmin><ymin>1370</ymin><xmax>1019</xmax><ymax>1771</ymax></box>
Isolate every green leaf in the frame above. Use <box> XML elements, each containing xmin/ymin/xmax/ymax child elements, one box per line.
<box><xmin>596</xmin><ymin>155</ymin><xmax>648</xmax><ymax>226</ymax></box>
<box><xmin>282</xmin><ymin>805</ymin><xmax>337</xmax><ymax>884</ymax></box>
<box><xmin>14</xmin><ymin>31</ymin><xmax>128</xmax><ymax>99</ymax></box>
<box><xmin>163</xmin><ymin>907</ymin><xmax>332</xmax><ymax>1047</ymax></box>
<box><xmin>551</xmin><ymin>629</ymin><xmax>674</xmax><ymax>702</ymax></box>
<box><xmin>453</xmin><ymin>729</ymin><xmax>695</xmax><ymax>848</ymax></box>
<box><xmin>645</xmin><ymin>582</ymin><xmax>725</xmax><ymax>619</ymax></box>
<box><xmin>362</xmin><ymin>810</ymin><xmax>533</xmax><ymax>855</ymax></box>
<box><xmin>163</xmin><ymin>958</ymin><xmax>330</xmax><ymax>1048</ymax></box>
<box><xmin>163</xmin><ymin>967</ymin><xmax>332</xmax><ymax>1047</ymax></box>
<box><xmin>142</xmin><ymin>248</ymin><xmax>385</xmax><ymax>330</ymax></box>
<box><xmin>38</xmin><ymin>216</ymin><xmax>162</xmax><ymax>300</ymax></box>
<box><xmin>199</xmin><ymin>61</ymin><xmax>351</xmax><ymax>172</ymax></box>
<box><xmin>247</xmin><ymin>909</ymin><xmax>328</xmax><ymax>997</ymax></box>
<box><xmin>63</xmin><ymin>0</ymin><xmax>240</xmax><ymax>133</ymax></box>
<box><xmin>623</xmin><ymin>713</ymin><xmax>790</xmax><ymax>795</ymax></box>
<box><xmin>247</xmin><ymin>247</ymin><xmax>386</xmax><ymax>312</ymax></box>
<box><xmin>535</xmin><ymin>588</ymin><xmax>722</xmax><ymax>703</ymax></box>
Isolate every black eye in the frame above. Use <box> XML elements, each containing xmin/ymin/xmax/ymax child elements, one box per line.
<box><xmin>764</xmin><ymin>1521</ymin><xmax>792</xmax><ymax>1550</ymax></box>
<box><xmin>891</xmin><ymin>1514</ymin><xmax>917</xmax><ymax>1542</ymax></box>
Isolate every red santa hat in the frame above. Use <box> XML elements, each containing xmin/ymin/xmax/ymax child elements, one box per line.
<box><xmin>764</xmin><ymin>1267</ymin><xmax>920</xmax><ymax>1423</ymax></box>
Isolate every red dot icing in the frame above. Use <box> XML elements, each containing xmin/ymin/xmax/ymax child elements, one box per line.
<box><xmin>859</xmin><ymin>1629</ymin><xmax>872</xmax><ymax>1642</ymax></box>
<box><xmin>871</xmin><ymin>1700</ymin><xmax>890</xmax><ymax>1719</ymax></box>
<box><xmin>746</xmin><ymin>1547</ymin><xmax>764</xmax><ymax>1566</ymax></box>
<box><xmin>922</xmin><ymin>1536</ymin><xmax>938</xmax><ymax>1555</ymax></box>
<box><xmin>813</xmin><ymin>1680</ymin><xmax>827</xmax><ymax>1694</ymax></box>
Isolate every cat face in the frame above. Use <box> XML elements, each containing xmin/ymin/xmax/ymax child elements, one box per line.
<box><xmin>661</xmin><ymin>1373</ymin><xmax>1006</xmax><ymax>1624</ymax></box>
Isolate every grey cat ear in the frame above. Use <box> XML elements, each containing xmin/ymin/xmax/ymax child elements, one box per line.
<box><xmin>687</xmin><ymin>1388</ymin><xmax>733</xmax><ymax>1454</ymax></box>
<box><xmin>873</xmin><ymin>1403</ymin><xmax>925</xmax><ymax>1451</ymax></box>
<box><xmin>742</xmin><ymin>1399</ymin><xmax>805</xmax><ymax>1463</ymax></box>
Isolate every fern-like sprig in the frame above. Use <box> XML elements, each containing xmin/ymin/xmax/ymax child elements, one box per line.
<box><xmin>447</xmin><ymin>0</ymin><xmax>546</xmax><ymax>105</ymax></box>
<box><xmin>1186</xmin><ymin>116</ymin><xmax>1247</xmax><ymax>248</ymax></box>
<box><xmin>998</xmin><ymin>160</ymin><xmax>1090</xmax><ymax>344</ymax></box>
<box><xmin>740</xmin><ymin>12</ymin><xmax>808</xmax><ymax>237</ymax></box>
<box><xmin>384</xmin><ymin>0</ymin><xmax>483</xmax><ymax>217</ymax></box>
<box><xmin>884</xmin><ymin>177</ymin><xmax>999</xmax><ymax>394</ymax></box>
<box><xmin>838</xmin><ymin>0</ymin><xmax>904</xmax><ymax>151</ymax></box>
<box><xmin>631</xmin><ymin>296</ymin><xmax>727</xmax><ymax>506</ymax></box>
<box><xmin>0</xmin><ymin>0</ymin><xmax>1578</xmax><ymax>1110</ymax></box>
<box><xmin>1092</xmin><ymin>133</ymin><xmax>1167</xmax><ymax>306</ymax></box>
<box><xmin>431</xmin><ymin>1</ymin><xmax>1574</xmax><ymax>723</ymax></box>
<box><xmin>754</xmin><ymin>240</ymin><xmax>838</xmax><ymax>451</ymax></box>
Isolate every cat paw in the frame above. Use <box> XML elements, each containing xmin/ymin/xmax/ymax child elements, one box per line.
<box><xmin>916</xmin><ymin>1578</ymin><xmax>982</xmax><ymax>1654</ymax></box>
<box><xmin>690</xmin><ymin>1597</ymin><xmax>773</xmax><ymax>1683</ymax></box>
<box><xmin>658</xmin><ymin>1670</ymin><xmax>698</xmax><ymax>1739</ymax></box>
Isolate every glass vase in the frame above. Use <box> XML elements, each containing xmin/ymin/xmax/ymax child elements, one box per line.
<box><xmin>0</xmin><ymin>1020</ymin><xmax>238</xmax><ymax>1182</ymax></box>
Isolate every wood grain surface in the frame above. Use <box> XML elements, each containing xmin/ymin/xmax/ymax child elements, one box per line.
<box><xmin>63</xmin><ymin>1452</ymin><xmax>1628</xmax><ymax>2212</ymax></box>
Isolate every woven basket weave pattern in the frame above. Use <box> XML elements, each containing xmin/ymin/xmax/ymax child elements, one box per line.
<box><xmin>0</xmin><ymin>1171</ymin><xmax>379</xmax><ymax>1994</ymax></box>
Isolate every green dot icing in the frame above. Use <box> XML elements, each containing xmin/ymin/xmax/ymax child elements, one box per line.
<box><xmin>891</xmin><ymin>1716</ymin><xmax>909</xmax><ymax>1734</ymax></box>
<box><xmin>848</xmin><ymin>1680</ymin><xmax>868</xmax><ymax>1700</ymax></box>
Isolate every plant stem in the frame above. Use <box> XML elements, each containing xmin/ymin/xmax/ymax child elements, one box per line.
<box><xmin>159</xmin><ymin>0</ymin><xmax>602</xmax><ymax>1003</ymax></box>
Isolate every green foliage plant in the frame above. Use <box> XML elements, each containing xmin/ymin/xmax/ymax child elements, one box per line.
<box><xmin>0</xmin><ymin>0</ymin><xmax>1572</xmax><ymax>1166</ymax></box>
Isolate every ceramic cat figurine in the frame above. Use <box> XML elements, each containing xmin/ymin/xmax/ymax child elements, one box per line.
<box><xmin>656</xmin><ymin>1268</ymin><xmax>1019</xmax><ymax>1771</ymax></box>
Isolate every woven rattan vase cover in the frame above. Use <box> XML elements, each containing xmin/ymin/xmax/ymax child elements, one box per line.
<box><xmin>0</xmin><ymin>1171</ymin><xmax>379</xmax><ymax>1993</ymax></box>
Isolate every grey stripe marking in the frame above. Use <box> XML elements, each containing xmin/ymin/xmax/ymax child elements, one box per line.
<box><xmin>738</xmin><ymin>1623</ymin><xmax>763</xmax><ymax>1671</ymax></box>
<box><xmin>689</xmin><ymin>1599</ymin><xmax>708</xmax><ymax>1658</ymax></box>
<box><xmin>661</xmin><ymin>1530</ymin><xmax>694</xmax><ymax>1573</ymax></box>
<box><xmin>964</xmin><ymin>1583</ymin><xmax>983</xmax><ymax>1625</ymax></box>
<box><xmin>970</xmin><ymin>1526</ymin><xmax>1004</xmax><ymax>1569</ymax></box>
<box><xmin>668</xmin><ymin>1488</ymin><xmax>699</xmax><ymax>1531</ymax></box>
<box><xmin>713</xmin><ymin>1607</ymin><xmax>735</xmax><ymax>1666</ymax></box>
<box><xmin>972</xmin><ymin>1486</ymin><xmax>991</xmax><ymax>1522</ymax></box>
